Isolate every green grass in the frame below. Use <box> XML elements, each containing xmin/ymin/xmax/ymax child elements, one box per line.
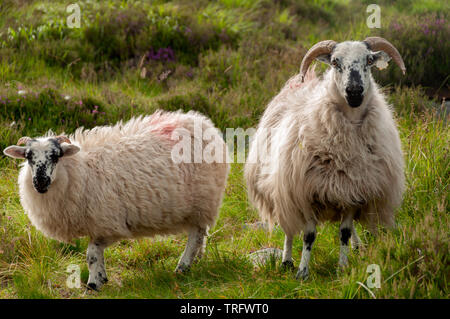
<box><xmin>0</xmin><ymin>0</ymin><xmax>448</xmax><ymax>299</ymax></box>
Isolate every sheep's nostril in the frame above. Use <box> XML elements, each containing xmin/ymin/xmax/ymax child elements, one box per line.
<box><xmin>33</xmin><ymin>176</ymin><xmax>51</xmax><ymax>193</ymax></box>
<box><xmin>345</xmin><ymin>86</ymin><xmax>364</xmax><ymax>108</ymax></box>
<box><xmin>355</xmin><ymin>86</ymin><xmax>363</xmax><ymax>94</ymax></box>
<box><xmin>346</xmin><ymin>86</ymin><xmax>363</xmax><ymax>96</ymax></box>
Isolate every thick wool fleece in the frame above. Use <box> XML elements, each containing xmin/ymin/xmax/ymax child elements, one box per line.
<box><xmin>18</xmin><ymin>110</ymin><xmax>229</xmax><ymax>243</ymax></box>
<box><xmin>245</xmin><ymin>69</ymin><xmax>404</xmax><ymax>236</ymax></box>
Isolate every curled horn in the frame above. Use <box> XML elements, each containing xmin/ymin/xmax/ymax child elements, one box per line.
<box><xmin>300</xmin><ymin>40</ymin><xmax>337</xmax><ymax>82</ymax></box>
<box><xmin>55</xmin><ymin>136</ymin><xmax>71</xmax><ymax>144</ymax></box>
<box><xmin>363</xmin><ymin>37</ymin><xmax>406</xmax><ymax>74</ymax></box>
<box><xmin>17</xmin><ymin>137</ymin><xmax>31</xmax><ymax>145</ymax></box>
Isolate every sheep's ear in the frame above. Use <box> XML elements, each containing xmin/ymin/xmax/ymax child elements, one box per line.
<box><xmin>316</xmin><ymin>53</ymin><xmax>331</xmax><ymax>65</ymax></box>
<box><xmin>3</xmin><ymin>146</ymin><xmax>26</xmax><ymax>159</ymax></box>
<box><xmin>371</xmin><ymin>51</ymin><xmax>391</xmax><ymax>70</ymax></box>
<box><xmin>61</xmin><ymin>144</ymin><xmax>80</xmax><ymax>157</ymax></box>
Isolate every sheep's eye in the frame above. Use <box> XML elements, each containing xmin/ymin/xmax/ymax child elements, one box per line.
<box><xmin>25</xmin><ymin>151</ymin><xmax>32</xmax><ymax>160</ymax></box>
<box><xmin>367</xmin><ymin>56</ymin><xmax>374</xmax><ymax>65</ymax></box>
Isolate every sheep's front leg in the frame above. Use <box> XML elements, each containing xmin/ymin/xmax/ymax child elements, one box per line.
<box><xmin>87</xmin><ymin>239</ymin><xmax>109</xmax><ymax>290</ymax></box>
<box><xmin>175</xmin><ymin>227</ymin><xmax>206</xmax><ymax>273</ymax></box>
<box><xmin>296</xmin><ymin>222</ymin><xmax>316</xmax><ymax>280</ymax></box>
<box><xmin>282</xmin><ymin>234</ymin><xmax>294</xmax><ymax>270</ymax></box>
<box><xmin>339</xmin><ymin>213</ymin><xmax>355</xmax><ymax>268</ymax></box>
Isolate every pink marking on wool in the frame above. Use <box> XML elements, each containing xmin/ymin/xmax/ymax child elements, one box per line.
<box><xmin>289</xmin><ymin>81</ymin><xmax>304</xmax><ymax>89</ymax></box>
<box><xmin>148</xmin><ymin>113</ymin><xmax>180</xmax><ymax>143</ymax></box>
<box><xmin>288</xmin><ymin>76</ymin><xmax>307</xmax><ymax>90</ymax></box>
<box><xmin>289</xmin><ymin>66</ymin><xmax>317</xmax><ymax>89</ymax></box>
<box><xmin>151</xmin><ymin>123</ymin><xmax>178</xmax><ymax>137</ymax></box>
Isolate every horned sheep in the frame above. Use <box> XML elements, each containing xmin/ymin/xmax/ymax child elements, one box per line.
<box><xmin>245</xmin><ymin>37</ymin><xmax>406</xmax><ymax>279</ymax></box>
<box><xmin>4</xmin><ymin>110</ymin><xmax>229</xmax><ymax>290</ymax></box>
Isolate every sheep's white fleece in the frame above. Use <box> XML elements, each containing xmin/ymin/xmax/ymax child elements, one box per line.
<box><xmin>245</xmin><ymin>69</ymin><xmax>405</xmax><ymax>236</ymax></box>
<box><xmin>18</xmin><ymin>110</ymin><xmax>229</xmax><ymax>243</ymax></box>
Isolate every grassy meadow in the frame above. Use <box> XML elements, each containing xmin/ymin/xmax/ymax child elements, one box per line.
<box><xmin>0</xmin><ymin>0</ymin><xmax>448</xmax><ymax>299</ymax></box>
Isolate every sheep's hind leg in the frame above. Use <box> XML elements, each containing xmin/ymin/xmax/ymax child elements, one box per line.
<box><xmin>296</xmin><ymin>222</ymin><xmax>317</xmax><ymax>280</ymax></box>
<box><xmin>175</xmin><ymin>227</ymin><xmax>206</xmax><ymax>273</ymax></box>
<box><xmin>86</xmin><ymin>239</ymin><xmax>109</xmax><ymax>291</ymax></box>
<box><xmin>282</xmin><ymin>234</ymin><xmax>294</xmax><ymax>270</ymax></box>
<box><xmin>339</xmin><ymin>212</ymin><xmax>355</xmax><ymax>268</ymax></box>
<box><xmin>351</xmin><ymin>222</ymin><xmax>362</xmax><ymax>251</ymax></box>
<box><xmin>194</xmin><ymin>229</ymin><xmax>207</xmax><ymax>261</ymax></box>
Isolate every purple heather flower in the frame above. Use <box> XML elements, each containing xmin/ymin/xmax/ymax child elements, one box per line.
<box><xmin>434</xmin><ymin>18</ymin><xmax>445</xmax><ymax>26</ymax></box>
<box><xmin>147</xmin><ymin>47</ymin><xmax>176</xmax><ymax>62</ymax></box>
<box><xmin>421</xmin><ymin>24</ymin><xmax>430</xmax><ymax>35</ymax></box>
<box><xmin>392</xmin><ymin>22</ymin><xmax>402</xmax><ymax>31</ymax></box>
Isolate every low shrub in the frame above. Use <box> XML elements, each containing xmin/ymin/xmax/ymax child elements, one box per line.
<box><xmin>0</xmin><ymin>88</ymin><xmax>121</xmax><ymax>151</ymax></box>
<box><xmin>374</xmin><ymin>13</ymin><xmax>449</xmax><ymax>88</ymax></box>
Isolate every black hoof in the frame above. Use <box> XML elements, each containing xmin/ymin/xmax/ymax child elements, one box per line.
<box><xmin>98</xmin><ymin>272</ymin><xmax>108</xmax><ymax>284</ymax></box>
<box><xmin>87</xmin><ymin>282</ymin><xmax>98</xmax><ymax>291</ymax></box>
<box><xmin>175</xmin><ymin>264</ymin><xmax>190</xmax><ymax>274</ymax></box>
<box><xmin>282</xmin><ymin>260</ymin><xmax>294</xmax><ymax>271</ymax></box>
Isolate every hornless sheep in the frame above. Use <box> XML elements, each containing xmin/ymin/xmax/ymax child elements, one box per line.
<box><xmin>245</xmin><ymin>37</ymin><xmax>406</xmax><ymax>279</ymax></box>
<box><xmin>3</xmin><ymin>110</ymin><xmax>229</xmax><ymax>290</ymax></box>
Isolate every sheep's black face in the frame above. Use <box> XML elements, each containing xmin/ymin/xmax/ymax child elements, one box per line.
<box><xmin>25</xmin><ymin>139</ymin><xmax>63</xmax><ymax>193</ymax></box>
<box><xmin>318</xmin><ymin>41</ymin><xmax>391</xmax><ymax>108</ymax></box>
<box><xmin>3</xmin><ymin>137</ymin><xmax>80</xmax><ymax>194</ymax></box>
